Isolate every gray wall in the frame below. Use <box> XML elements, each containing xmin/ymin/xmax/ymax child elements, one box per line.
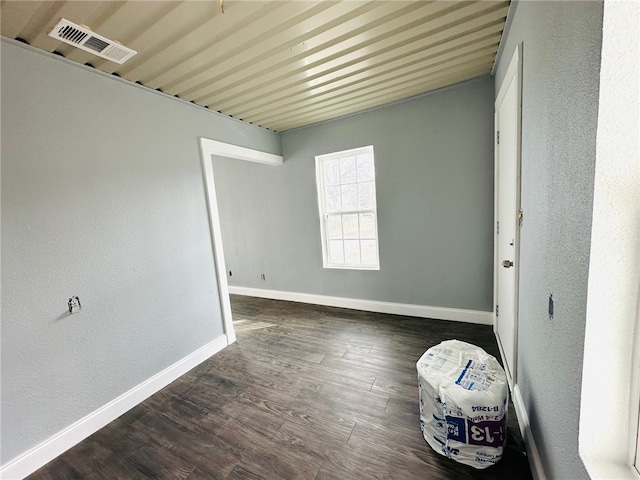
<box><xmin>1</xmin><ymin>39</ymin><xmax>279</xmax><ymax>464</ymax></box>
<box><xmin>494</xmin><ymin>1</ymin><xmax>603</xmax><ymax>478</ymax></box>
<box><xmin>214</xmin><ymin>76</ymin><xmax>495</xmax><ymax>312</ymax></box>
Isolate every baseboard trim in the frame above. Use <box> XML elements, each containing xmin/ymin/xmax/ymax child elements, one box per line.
<box><xmin>0</xmin><ymin>334</ymin><xmax>230</xmax><ymax>480</ymax></box>
<box><xmin>228</xmin><ymin>286</ymin><xmax>493</xmax><ymax>325</ymax></box>
<box><xmin>513</xmin><ymin>384</ymin><xmax>547</xmax><ymax>480</ymax></box>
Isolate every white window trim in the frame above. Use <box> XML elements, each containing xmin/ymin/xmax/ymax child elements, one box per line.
<box><xmin>315</xmin><ymin>145</ymin><xmax>380</xmax><ymax>270</ymax></box>
<box><xmin>636</xmin><ymin>320</ymin><xmax>640</xmax><ymax>476</ymax></box>
<box><xmin>578</xmin><ymin>2</ymin><xmax>639</xmax><ymax>479</ymax></box>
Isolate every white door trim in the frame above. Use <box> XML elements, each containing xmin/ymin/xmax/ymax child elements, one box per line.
<box><xmin>201</xmin><ymin>138</ymin><xmax>283</xmax><ymax>166</ymax></box>
<box><xmin>493</xmin><ymin>43</ymin><xmax>523</xmax><ymax>389</ymax></box>
<box><xmin>198</xmin><ymin>138</ymin><xmax>284</xmax><ymax>345</ymax></box>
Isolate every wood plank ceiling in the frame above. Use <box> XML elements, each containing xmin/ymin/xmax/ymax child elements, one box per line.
<box><xmin>1</xmin><ymin>1</ymin><xmax>510</xmax><ymax>132</ymax></box>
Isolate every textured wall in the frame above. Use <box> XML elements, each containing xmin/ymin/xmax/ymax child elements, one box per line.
<box><xmin>0</xmin><ymin>39</ymin><xmax>279</xmax><ymax>464</ymax></box>
<box><xmin>494</xmin><ymin>2</ymin><xmax>603</xmax><ymax>478</ymax></box>
<box><xmin>214</xmin><ymin>77</ymin><xmax>495</xmax><ymax>311</ymax></box>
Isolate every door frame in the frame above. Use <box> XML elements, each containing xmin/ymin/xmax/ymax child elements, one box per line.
<box><xmin>199</xmin><ymin>138</ymin><xmax>283</xmax><ymax>345</ymax></box>
<box><xmin>493</xmin><ymin>44</ymin><xmax>523</xmax><ymax>389</ymax></box>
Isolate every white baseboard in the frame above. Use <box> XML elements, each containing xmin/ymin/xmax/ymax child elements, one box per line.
<box><xmin>513</xmin><ymin>384</ymin><xmax>547</xmax><ymax>480</ymax></box>
<box><xmin>0</xmin><ymin>334</ymin><xmax>230</xmax><ymax>480</ymax></box>
<box><xmin>228</xmin><ymin>286</ymin><xmax>493</xmax><ymax>325</ymax></box>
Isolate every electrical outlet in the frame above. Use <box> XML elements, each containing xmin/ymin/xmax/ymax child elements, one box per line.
<box><xmin>68</xmin><ymin>296</ymin><xmax>81</xmax><ymax>314</ymax></box>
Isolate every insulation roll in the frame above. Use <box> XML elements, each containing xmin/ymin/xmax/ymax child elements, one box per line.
<box><xmin>416</xmin><ymin>339</ymin><xmax>509</xmax><ymax>469</ymax></box>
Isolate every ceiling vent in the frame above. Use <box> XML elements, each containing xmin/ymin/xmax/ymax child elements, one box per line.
<box><xmin>48</xmin><ymin>19</ymin><xmax>136</xmax><ymax>64</ymax></box>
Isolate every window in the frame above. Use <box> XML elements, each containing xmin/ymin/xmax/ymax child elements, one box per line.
<box><xmin>315</xmin><ymin>145</ymin><xmax>380</xmax><ymax>270</ymax></box>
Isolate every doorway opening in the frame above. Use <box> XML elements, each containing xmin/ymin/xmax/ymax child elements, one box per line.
<box><xmin>198</xmin><ymin>138</ymin><xmax>283</xmax><ymax>346</ymax></box>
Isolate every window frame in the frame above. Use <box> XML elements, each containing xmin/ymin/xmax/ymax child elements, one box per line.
<box><xmin>636</xmin><ymin>377</ymin><xmax>640</xmax><ymax>476</ymax></box>
<box><xmin>635</xmin><ymin>297</ymin><xmax>640</xmax><ymax>476</ymax></box>
<box><xmin>577</xmin><ymin>2</ymin><xmax>639</xmax><ymax>479</ymax></box>
<box><xmin>315</xmin><ymin>145</ymin><xmax>380</xmax><ymax>270</ymax></box>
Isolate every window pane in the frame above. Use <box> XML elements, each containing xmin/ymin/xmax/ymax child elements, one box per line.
<box><xmin>344</xmin><ymin>240</ymin><xmax>361</xmax><ymax>264</ymax></box>
<box><xmin>324</xmin><ymin>158</ymin><xmax>340</xmax><ymax>186</ymax></box>
<box><xmin>359</xmin><ymin>213</ymin><xmax>376</xmax><ymax>238</ymax></box>
<box><xmin>326</xmin><ymin>215</ymin><xmax>342</xmax><ymax>239</ymax></box>
<box><xmin>340</xmin><ymin>156</ymin><xmax>357</xmax><ymax>183</ymax></box>
<box><xmin>329</xmin><ymin>240</ymin><xmax>344</xmax><ymax>264</ymax></box>
<box><xmin>361</xmin><ymin>240</ymin><xmax>378</xmax><ymax>266</ymax></box>
<box><xmin>316</xmin><ymin>146</ymin><xmax>378</xmax><ymax>270</ymax></box>
<box><xmin>358</xmin><ymin>182</ymin><xmax>376</xmax><ymax>210</ymax></box>
<box><xmin>325</xmin><ymin>185</ymin><xmax>341</xmax><ymax>212</ymax></box>
<box><xmin>342</xmin><ymin>214</ymin><xmax>359</xmax><ymax>239</ymax></box>
<box><xmin>356</xmin><ymin>154</ymin><xmax>375</xmax><ymax>181</ymax></box>
<box><xmin>341</xmin><ymin>184</ymin><xmax>358</xmax><ymax>211</ymax></box>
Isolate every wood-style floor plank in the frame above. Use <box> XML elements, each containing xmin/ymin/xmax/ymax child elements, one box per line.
<box><xmin>27</xmin><ymin>295</ymin><xmax>532</xmax><ymax>480</ymax></box>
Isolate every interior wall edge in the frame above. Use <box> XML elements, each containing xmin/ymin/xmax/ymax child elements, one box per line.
<box><xmin>281</xmin><ymin>74</ymin><xmax>491</xmax><ymax>135</ymax></box>
<box><xmin>0</xmin><ymin>36</ymin><xmax>282</xmax><ymax>151</ymax></box>
<box><xmin>491</xmin><ymin>0</ymin><xmax>520</xmax><ymax>77</ymax></box>
<box><xmin>512</xmin><ymin>384</ymin><xmax>547</xmax><ymax>480</ymax></box>
<box><xmin>228</xmin><ymin>286</ymin><xmax>493</xmax><ymax>325</ymax></box>
<box><xmin>0</xmin><ymin>335</ymin><xmax>230</xmax><ymax>480</ymax></box>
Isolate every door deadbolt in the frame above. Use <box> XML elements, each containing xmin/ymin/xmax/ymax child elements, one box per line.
<box><xmin>502</xmin><ymin>260</ymin><xmax>514</xmax><ymax>268</ymax></box>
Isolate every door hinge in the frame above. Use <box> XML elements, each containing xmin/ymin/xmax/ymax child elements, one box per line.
<box><xmin>496</xmin><ymin>305</ymin><xmax>499</xmax><ymax>317</ymax></box>
<box><xmin>496</xmin><ymin>221</ymin><xmax>499</xmax><ymax>234</ymax></box>
<box><xmin>496</xmin><ymin>130</ymin><xmax>500</xmax><ymax>144</ymax></box>
<box><xmin>518</xmin><ymin>208</ymin><xmax>524</xmax><ymax>226</ymax></box>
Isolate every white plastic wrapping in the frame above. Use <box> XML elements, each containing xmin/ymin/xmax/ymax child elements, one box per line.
<box><xmin>416</xmin><ymin>339</ymin><xmax>508</xmax><ymax>469</ymax></box>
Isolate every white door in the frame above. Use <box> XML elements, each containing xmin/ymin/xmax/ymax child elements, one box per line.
<box><xmin>494</xmin><ymin>46</ymin><xmax>521</xmax><ymax>387</ymax></box>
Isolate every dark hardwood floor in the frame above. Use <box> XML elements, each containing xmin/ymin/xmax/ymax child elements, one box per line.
<box><xmin>28</xmin><ymin>296</ymin><xmax>533</xmax><ymax>480</ymax></box>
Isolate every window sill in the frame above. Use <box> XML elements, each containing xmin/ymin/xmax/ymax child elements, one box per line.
<box><xmin>323</xmin><ymin>264</ymin><xmax>380</xmax><ymax>271</ymax></box>
<box><xmin>581</xmin><ymin>457</ymin><xmax>640</xmax><ymax>480</ymax></box>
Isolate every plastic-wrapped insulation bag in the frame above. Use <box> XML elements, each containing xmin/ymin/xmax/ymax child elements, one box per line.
<box><xmin>416</xmin><ymin>339</ymin><xmax>509</xmax><ymax>469</ymax></box>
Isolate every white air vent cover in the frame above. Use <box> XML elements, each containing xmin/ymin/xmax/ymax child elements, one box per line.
<box><xmin>48</xmin><ymin>19</ymin><xmax>136</xmax><ymax>64</ymax></box>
